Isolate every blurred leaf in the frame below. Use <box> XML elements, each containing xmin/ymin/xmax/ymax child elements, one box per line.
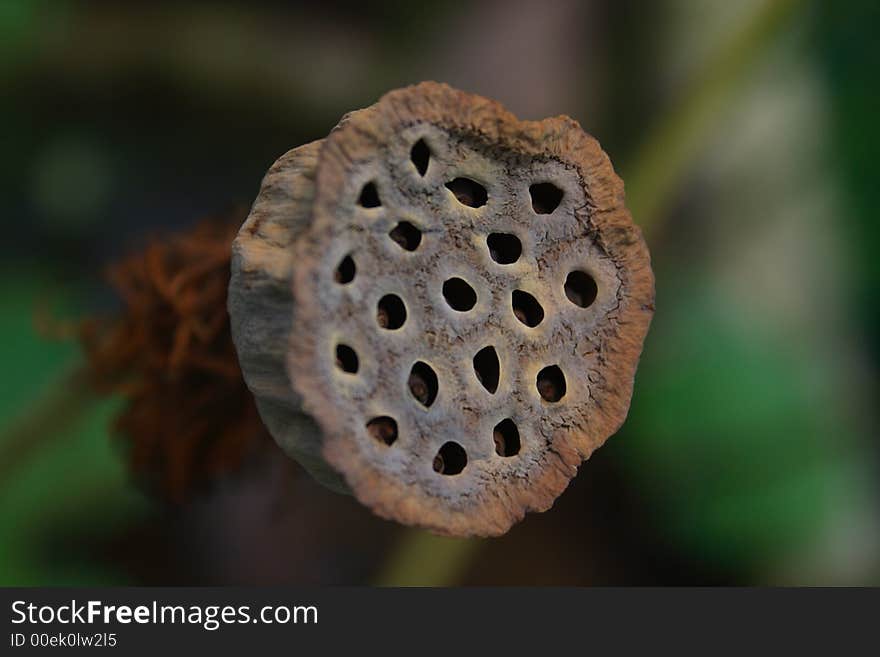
<box><xmin>0</xmin><ymin>275</ymin><xmax>77</xmax><ymax>422</ymax></box>
<box><xmin>0</xmin><ymin>398</ymin><xmax>149</xmax><ymax>585</ymax></box>
<box><xmin>0</xmin><ymin>271</ymin><xmax>146</xmax><ymax>585</ymax></box>
<box><xmin>619</xmin><ymin>280</ymin><xmax>867</xmax><ymax>570</ymax></box>
<box><xmin>815</xmin><ymin>0</ymin><xmax>880</xmax><ymax>350</ymax></box>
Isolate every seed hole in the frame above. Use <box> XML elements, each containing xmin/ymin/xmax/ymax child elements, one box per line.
<box><xmin>334</xmin><ymin>254</ymin><xmax>356</xmax><ymax>284</ymax></box>
<box><xmin>529</xmin><ymin>182</ymin><xmax>563</xmax><ymax>214</ymax></box>
<box><xmin>433</xmin><ymin>441</ymin><xmax>467</xmax><ymax>475</ymax></box>
<box><xmin>473</xmin><ymin>346</ymin><xmax>500</xmax><ymax>394</ymax></box>
<box><xmin>377</xmin><ymin>294</ymin><xmax>406</xmax><ymax>330</ymax></box>
<box><xmin>565</xmin><ymin>270</ymin><xmax>598</xmax><ymax>308</ymax></box>
<box><xmin>442</xmin><ymin>278</ymin><xmax>477</xmax><ymax>312</ymax></box>
<box><xmin>411</xmin><ymin>138</ymin><xmax>430</xmax><ymax>176</ymax></box>
<box><xmin>537</xmin><ymin>365</ymin><xmax>566</xmax><ymax>402</ymax></box>
<box><xmin>358</xmin><ymin>182</ymin><xmax>381</xmax><ymax>208</ymax></box>
<box><xmin>512</xmin><ymin>290</ymin><xmax>544</xmax><ymax>327</ymax></box>
<box><xmin>493</xmin><ymin>419</ymin><xmax>520</xmax><ymax>457</ymax></box>
<box><xmin>366</xmin><ymin>416</ymin><xmax>398</xmax><ymax>446</ymax></box>
<box><xmin>335</xmin><ymin>344</ymin><xmax>359</xmax><ymax>374</ymax></box>
<box><xmin>408</xmin><ymin>361</ymin><xmax>438</xmax><ymax>408</ymax></box>
<box><xmin>445</xmin><ymin>177</ymin><xmax>487</xmax><ymax>208</ymax></box>
<box><xmin>487</xmin><ymin>233</ymin><xmax>522</xmax><ymax>264</ymax></box>
<box><xmin>389</xmin><ymin>221</ymin><xmax>422</xmax><ymax>251</ymax></box>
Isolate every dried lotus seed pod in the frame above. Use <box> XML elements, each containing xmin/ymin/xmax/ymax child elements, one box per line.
<box><xmin>229</xmin><ymin>82</ymin><xmax>654</xmax><ymax>537</ymax></box>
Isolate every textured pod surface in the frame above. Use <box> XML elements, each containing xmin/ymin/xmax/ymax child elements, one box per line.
<box><xmin>229</xmin><ymin>139</ymin><xmax>347</xmax><ymax>493</ymax></box>
<box><xmin>230</xmin><ymin>82</ymin><xmax>654</xmax><ymax>536</ymax></box>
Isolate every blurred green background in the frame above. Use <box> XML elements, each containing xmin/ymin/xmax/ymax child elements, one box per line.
<box><xmin>1</xmin><ymin>0</ymin><xmax>878</xmax><ymax>585</ymax></box>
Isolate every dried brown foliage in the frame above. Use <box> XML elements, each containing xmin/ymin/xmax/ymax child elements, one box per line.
<box><xmin>80</xmin><ymin>211</ymin><xmax>271</xmax><ymax>501</ymax></box>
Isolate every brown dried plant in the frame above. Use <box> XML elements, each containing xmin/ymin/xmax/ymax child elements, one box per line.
<box><xmin>80</xmin><ymin>211</ymin><xmax>271</xmax><ymax>502</ymax></box>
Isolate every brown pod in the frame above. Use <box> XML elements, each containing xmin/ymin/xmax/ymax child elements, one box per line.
<box><xmin>229</xmin><ymin>82</ymin><xmax>654</xmax><ymax>536</ymax></box>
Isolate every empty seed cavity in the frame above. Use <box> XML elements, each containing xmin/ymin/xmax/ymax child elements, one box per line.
<box><xmin>433</xmin><ymin>441</ymin><xmax>467</xmax><ymax>475</ymax></box>
<box><xmin>487</xmin><ymin>233</ymin><xmax>522</xmax><ymax>264</ymax></box>
<box><xmin>443</xmin><ymin>277</ymin><xmax>477</xmax><ymax>312</ymax></box>
<box><xmin>389</xmin><ymin>221</ymin><xmax>422</xmax><ymax>251</ymax></box>
<box><xmin>408</xmin><ymin>361</ymin><xmax>439</xmax><ymax>408</ymax></box>
<box><xmin>411</xmin><ymin>138</ymin><xmax>430</xmax><ymax>176</ymax></box>
<box><xmin>493</xmin><ymin>419</ymin><xmax>520</xmax><ymax>457</ymax></box>
<box><xmin>377</xmin><ymin>294</ymin><xmax>407</xmax><ymax>330</ymax></box>
<box><xmin>529</xmin><ymin>182</ymin><xmax>563</xmax><ymax>214</ymax></box>
<box><xmin>473</xmin><ymin>346</ymin><xmax>500</xmax><ymax>394</ymax></box>
<box><xmin>537</xmin><ymin>365</ymin><xmax>566</xmax><ymax>402</ymax></box>
<box><xmin>564</xmin><ymin>270</ymin><xmax>598</xmax><ymax>308</ymax></box>
<box><xmin>335</xmin><ymin>344</ymin><xmax>359</xmax><ymax>373</ymax></box>
<box><xmin>358</xmin><ymin>182</ymin><xmax>381</xmax><ymax>208</ymax></box>
<box><xmin>512</xmin><ymin>290</ymin><xmax>544</xmax><ymax>327</ymax></box>
<box><xmin>367</xmin><ymin>416</ymin><xmax>398</xmax><ymax>446</ymax></box>
<box><xmin>446</xmin><ymin>177</ymin><xmax>487</xmax><ymax>208</ymax></box>
<box><xmin>334</xmin><ymin>254</ymin><xmax>356</xmax><ymax>284</ymax></box>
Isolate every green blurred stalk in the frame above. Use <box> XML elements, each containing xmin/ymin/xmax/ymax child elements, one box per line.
<box><xmin>0</xmin><ymin>361</ymin><xmax>96</xmax><ymax>484</ymax></box>
<box><xmin>373</xmin><ymin>531</ymin><xmax>479</xmax><ymax>587</ymax></box>
<box><xmin>625</xmin><ymin>0</ymin><xmax>801</xmax><ymax>224</ymax></box>
<box><xmin>374</xmin><ymin>0</ymin><xmax>803</xmax><ymax>587</ymax></box>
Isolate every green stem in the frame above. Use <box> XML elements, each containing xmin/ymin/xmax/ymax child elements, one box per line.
<box><xmin>0</xmin><ymin>362</ymin><xmax>96</xmax><ymax>484</ymax></box>
<box><xmin>373</xmin><ymin>531</ymin><xmax>478</xmax><ymax>587</ymax></box>
<box><xmin>625</xmin><ymin>0</ymin><xmax>802</xmax><ymax>227</ymax></box>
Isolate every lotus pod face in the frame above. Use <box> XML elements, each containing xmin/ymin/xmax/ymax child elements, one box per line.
<box><xmin>229</xmin><ymin>82</ymin><xmax>654</xmax><ymax>536</ymax></box>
